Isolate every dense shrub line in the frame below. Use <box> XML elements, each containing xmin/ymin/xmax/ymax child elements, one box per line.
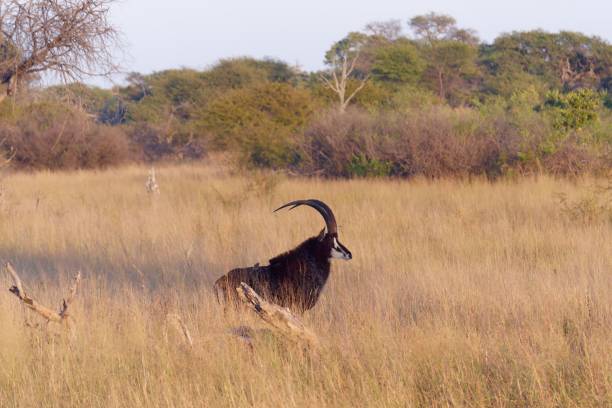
<box><xmin>0</xmin><ymin>102</ymin><xmax>130</xmax><ymax>170</ymax></box>
<box><xmin>0</xmin><ymin>98</ymin><xmax>609</xmax><ymax>178</ymax></box>
<box><xmin>294</xmin><ymin>107</ymin><xmax>610</xmax><ymax>179</ymax></box>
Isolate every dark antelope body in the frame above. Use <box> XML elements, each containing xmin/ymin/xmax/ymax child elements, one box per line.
<box><xmin>214</xmin><ymin>199</ymin><xmax>352</xmax><ymax>313</ymax></box>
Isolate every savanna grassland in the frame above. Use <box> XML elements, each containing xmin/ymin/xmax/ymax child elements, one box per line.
<box><xmin>0</xmin><ymin>165</ymin><xmax>610</xmax><ymax>407</ymax></box>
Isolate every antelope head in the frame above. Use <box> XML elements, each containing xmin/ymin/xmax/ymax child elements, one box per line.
<box><xmin>275</xmin><ymin>199</ymin><xmax>352</xmax><ymax>260</ymax></box>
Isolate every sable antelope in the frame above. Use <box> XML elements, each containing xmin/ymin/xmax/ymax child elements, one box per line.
<box><xmin>214</xmin><ymin>199</ymin><xmax>352</xmax><ymax>313</ymax></box>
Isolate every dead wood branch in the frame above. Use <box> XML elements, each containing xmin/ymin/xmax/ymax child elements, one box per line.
<box><xmin>319</xmin><ymin>53</ymin><xmax>369</xmax><ymax>112</ymax></box>
<box><xmin>236</xmin><ymin>282</ymin><xmax>319</xmax><ymax>349</ymax></box>
<box><xmin>59</xmin><ymin>271</ymin><xmax>82</xmax><ymax>319</ymax></box>
<box><xmin>0</xmin><ymin>0</ymin><xmax>121</xmax><ymax>98</ymax></box>
<box><xmin>5</xmin><ymin>262</ymin><xmax>81</xmax><ymax>327</ymax></box>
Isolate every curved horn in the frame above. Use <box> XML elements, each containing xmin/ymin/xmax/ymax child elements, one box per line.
<box><xmin>274</xmin><ymin>199</ymin><xmax>338</xmax><ymax>235</ymax></box>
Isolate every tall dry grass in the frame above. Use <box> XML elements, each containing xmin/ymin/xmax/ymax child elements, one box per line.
<box><xmin>0</xmin><ymin>165</ymin><xmax>610</xmax><ymax>407</ymax></box>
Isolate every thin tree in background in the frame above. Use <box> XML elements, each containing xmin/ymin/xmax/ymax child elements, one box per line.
<box><xmin>0</xmin><ymin>0</ymin><xmax>120</xmax><ymax>101</ymax></box>
<box><xmin>320</xmin><ymin>33</ymin><xmax>370</xmax><ymax>112</ymax></box>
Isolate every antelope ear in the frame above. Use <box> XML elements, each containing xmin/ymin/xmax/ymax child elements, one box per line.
<box><xmin>317</xmin><ymin>228</ymin><xmax>326</xmax><ymax>241</ymax></box>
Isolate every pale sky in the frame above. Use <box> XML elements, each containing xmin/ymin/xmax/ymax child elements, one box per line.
<box><xmin>88</xmin><ymin>0</ymin><xmax>612</xmax><ymax>87</ymax></box>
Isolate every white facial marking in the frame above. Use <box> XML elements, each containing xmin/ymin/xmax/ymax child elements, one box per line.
<box><xmin>330</xmin><ymin>237</ymin><xmax>350</xmax><ymax>260</ymax></box>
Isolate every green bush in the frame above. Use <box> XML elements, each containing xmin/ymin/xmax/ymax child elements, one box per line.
<box><xmin>545</xmin><ymin>89</ymin><xmax>601</xmax><ymax>132</ymax></box>
<box><xmin>199</xmin><ymin>82</ymin><xmax>315</xmax><ymax>168</ymax></box>
<box><xmin>122</xmin><ymin>69</ymin><xmax>209</xmax><ymax>124</ymax></box>
<box><xmin>371</xmin><ymin>39</ymin><xmax>424</xmax><ymax>84</ymax></box>
<box><xmin>390</xmin><ymin>84</ymin><xmax>442</xmax><ymax>110</ymax></box>
<box><xmin>203</xmin><ymin>57</ymin><xmax>296</xmax><ymax>90</ymax></box>
<box><xmin>346</xmin><ymin>154</ymin><xmax>393</xmax><ymax>178</ymax></box>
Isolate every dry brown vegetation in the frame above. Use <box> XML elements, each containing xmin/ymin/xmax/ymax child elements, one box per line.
<box><xmin>0</xmin><ymin>165</ymin><xmax>610</xmax><ymax>407</ymax></box>
<box><xmin>0</xmin><ymin>101</ymin><xmax>130</xmax><ymax>170</ymax></box>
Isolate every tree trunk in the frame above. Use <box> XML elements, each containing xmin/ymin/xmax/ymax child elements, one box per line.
<box><xmin>437</xmin><ymin>68</ymin><xmax>445</xmax><ymax>100</ymax></box>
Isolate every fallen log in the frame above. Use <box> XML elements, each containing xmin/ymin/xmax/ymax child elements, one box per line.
<box><xmin>5</xmin><ymin>262</ymin><xmax>81</xmax><ymax>329</ymax></box>
<box><xmin>236</xmin><ymin>282</ymin><xmax>319</xmax><ymax>349</ymax></box>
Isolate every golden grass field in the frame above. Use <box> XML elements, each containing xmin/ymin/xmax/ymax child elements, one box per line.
<box><xmin>0</xmin><ymin>164</ymin><xmax>610</xmax><ymax>407</ymax></box>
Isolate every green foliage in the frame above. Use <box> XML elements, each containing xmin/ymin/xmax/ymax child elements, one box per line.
<box><xmin>200</xmin><ymin>82</ymin><xmax>315</xmax><ymax>168</ymax></box>
<box><xmin>508</xmin><ymin>86</ymin><xmax>542</xmax><ymax>111</ymax></box>
<box><xmin>371</xmin><ymin>39</ymin><xmax>424</xmax><ymax>84</ymax></box>
<box><xmin>346</xmin><ymin>154</ymin><xmax>393</xmax><ymax>178</ymax></box>
<box><xmin>117</xmin><ymin>69</ymin><xmax>215</xmax><ymax>151</ymax></box>
<box><xmin>0</xmin><ymin>99</ymin><xmax>72</xmax><ymax>125</ymax></box>
<box><xmin>406</xmin><ymin>12</ymin><xmax>481</xmax><ymax>104</ymax></box>
<box><xmin>545</xmin><ymin>89</ymin><xmax>601</xmax><ymax>131</ymax></box>
<box><xmin>421</xmin><ymin>40</ymin><xmax>480</xmax><ymax>104</ymax></box>
<box><xmin>480</xmin><ymin>31</ymin><xmax>612</xmax><ymax>97</ymax></box>
<box><xmin>390</xmin><ymin>84</ymin><xmax>442</xmax><ymax>110</ymax></box>
<box><xmin>120</xmin><ymin>60</ymin><xmax>301</xmax><ymax>151</ymax></box>
<box><xmin>203</xmin><ymin>57</ymin><xmax>297</xmax><ymax>90</ymax></box>
<box><xmin>155</xmin><ymin>71</ymin><xmax>205</xmax><ymax>106</ymax></box>
<box><xmin>44</xmin><ymin>83</ymin><xmax>112</xmax><ymax>112</ymax></box>
<box><xmin>122</xmin><ymin>69</ymin><xmax>208</xmax><ymax>124</ymax></box>
<box><xmin>324</xmin><ymin>32</ymin><xmax>370</xmax><ymax>65</ymax></box>
<box><xmin>409</xmin><ymin>13</ymin><xmax>458</xmax><ymax>43</ymax></box>
<box><xmin>201</xmin><ymin>82</ymin><xmax>314</xmax><ymax>144</ymax></box>
<box><xmin>501</xmin><ymin>86</ymin><xmax>549</xmax><ymax>167</ymax></box>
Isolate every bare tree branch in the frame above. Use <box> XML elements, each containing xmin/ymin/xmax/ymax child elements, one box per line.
<box><xmin>236</xmin><ymin>282</ymin><xmax>319</xmax><ymax>349</ymax></box>
<box><xmin>344</xmin><ymin>74</ymin><xmax>370</xmax><ymax>107</ymax></box>
<box><xmin>0</xmin><ymin>0</ymin><xmax>120</xmax><ymax>97</ymax></box>
<box><xmin>5</xmin><ymin>262</ymin><xmax>81</xmax><ymax>327</ymax></box>
<box><xmin>59</xmin><ymin>270</ymin><xmax>81</xmax><ymax>319</ymax></box>
<box><xmin>5</xmin><ymin>262</ymin><xmax>24</xmax><ymax>298</ymax></box>
<box><xmin>319</xmin><ymin>52</ymin><xmax>368</xmax><ymax>113</ymax></box>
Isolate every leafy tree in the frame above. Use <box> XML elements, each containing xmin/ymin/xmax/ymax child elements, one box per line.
<box><xmin>409</xmin><ymin>12</ymin><xmax>478</xmax><ymax>45</ymax></box>
<box><xmin>371</xmin><ymin>39</ymin><xmax>424</xmax><ymax>84</ymax></box>
<box><xmin>123</xmin><ymin>72</ymin><xmax>153</xmax><ymax>102</ymax></box>
<box><xmin>199</xmin><ymin>83</ymin><xmax>315</xmax><ymax>167</ymax></box>
<box><xmin>115</xmin><ymin>69</ymin><xmax>211</xmax><ymax>151</ymax></box>
<box><xmin>203</xmin><ymin>57</ymin><xmax>297</xmax><ymax>91</ymax></box>
<box><xmin>324</xmin><ymin>32</ymin><xmax>371</xmax><ymax>67</ymax></box>
<box><xmin>480</xmin><ymin>31</ymin><xmax>612</xmax><ymax>97</ymax></box>
<box><xmin>409</xmin><ymin>12</ymin><xmax>480</xmax><ymax>103</ymax></box>
<box><xmin>121</xmin><ymin>69</ymin><xmax>208</xmax><ymax>123</ymax></box>
<box><xmin>390</xmin><ymin>85</ymin><xmax>442</xmax><ymax>110</ymax></box>
<box><xmin>424</xmin><ymin>41</ymin><xmax>479</xmax><ymax>104</ymax></box>
<box><xmin>322</xmin><ymin>32</ymin><xmax>371</xmax><ymax>112</ymax></box>
<box><xmin>44</xmin><ymin>83</ymin><xmax>126</xmax><ymax>125</ymax></box>
<box><xmin>545</xmin><ymin>88</ymin><xmax>601</xmax><ymax>131</ymax></box>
